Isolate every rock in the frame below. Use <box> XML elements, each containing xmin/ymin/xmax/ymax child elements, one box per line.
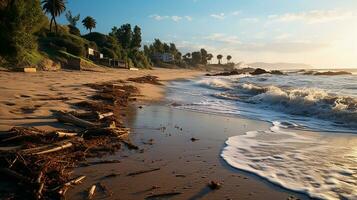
<box><xmin>314</xmin><ymin>71</ymin><xmax>352</xmax><ymax>76</ymax></box>
<box><xmin>207</xmin><ymin>69</ymin><xmax>240</xmax><ymax>76</ymax></box>
<box><xmin>250</xmin><ymin>68</ymin><xmax>268</xmax><ymax>75</ymax></box>
<box><xmin>37</xmin><ymin>58</ymin><xmax>61</xmax><ymax>71</ymax></box>
<box><xmin>208</xmin><ymin>181</ymin><xmax>221</xmax><ymax>190</ymax></box>
<box><xmin>270</xmin><ymin>70</ymin><xmax>285</xmax><ymax>75</ymax></box>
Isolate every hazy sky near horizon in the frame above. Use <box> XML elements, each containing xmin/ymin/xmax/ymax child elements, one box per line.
<box><xmin>58</xmin><ymin>0</ymin><xmax>357</xmax><ymax>68</ymax></box>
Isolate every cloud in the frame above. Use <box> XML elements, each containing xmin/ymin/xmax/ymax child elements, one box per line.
<box><xmin>171</xmin><ymin>16</ymin><xmax>182</xmax><ymax>22</ymax></box>
<box><xmin>149</xmin><ymin>14</ymin><xmax>192</xmax><ymax>22</ymax></box>
<box><xmin>204</xmin><ymin>33</ymin><xmax>241</xmax><ymax>44</ymax></box>
<box><xmin>240</xmin><ymin>17</ymin><xmax>259</xmax><ymax>23</ymax></box>
<box><xmin>268</xmin><ymin>10</ymin><xmax>357</xmax><ymax>24</ymax></box>
<box><xmin>210</xmin><ymin>13</ymin><xmax>225</xmax><ymax>20</ymax></box>
<box><xmin>231</xmin><ymin>11</ymin><xmax>241</xmax><ymax>16</ymax></box>
<box><xmin>185</xmin><ymin>16</ymin><xmax>193</xmax><ymax>21</ymax></box>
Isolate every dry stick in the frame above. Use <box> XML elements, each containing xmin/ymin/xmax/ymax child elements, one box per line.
<box><xmin>88</xmin><ymin>184</ymin><xmax>96</xmax><ymax>200</ymax></box>
<box><xmin>127</xmin><ymin>168</ymin><xmax>160</xmax><ymax>177</ymax></box>
<box><xmin>97</xmin><ymin>112</ymin><xmax>114</xmax><ymax>120</ymax></box>
<box><xmin>56</xmin><ymin>131</ymin><xmax>78</xmax><ymax>138</ymax></box>
<box><xmin>55</xmin><ymin>111</ymin><xmax>97</xmax><ymax>128</ymax></box>
<box><xmin>21</xmin><ymin>138</ymin><xmax>82</xmax><ymax>154</ymax></box>
<box><xmin>33</xmin><ymin>142</ymin><xmax>73</xmax><ymax>155</ymax></box>
<box><xmin>36</xmin><ymin>182</ymin><xmax>44</xmax><ymax>200</ymax></box>
<box><xmin>51</xmin><ymin>175</ymin><xmax>86</xmax><ymax>191</ymax></box>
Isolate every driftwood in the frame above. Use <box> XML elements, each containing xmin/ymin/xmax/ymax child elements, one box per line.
<box><xmin>54</xmin><ymin>111</ymin><xmax>97</xmax><ymax>128</ymax></box>
<box><xmin>21</xmin><ymin>138</ymin><xmax>82</xmax><ymax>155</ymax></box>
<box><xmin>36</xmin><ymin>182</ymin><xmax>44</xmax><ymax>200</ymax></box>
<box><xmin>34</xmin><ymin>142</ymin><xmax>73</xmax><ymax>155</ymax></box>
<box><xmin>69</xmin><ymin>111</ymin><xmax>113</xmax><ymax>120</ymax></box>
<box><xmin>51</xmin><ymin>175</ymin><xmax>86</xmax><ymax>191</ymax></box>
<box><xmin>88</xmin><ymin>184</ymin><xmax>96</xmax><ymax>200</ymax></box>
<box><xmin>127</xmin><ymin>168</ymin><xmax>160</xmax><ymax>177</ymax></box>
<box><xmin>97</xmin><ymin>112</ymin><xmax>114</xmax><ymax>120</ymax></box>
<box><xmin>55</xmin><ymin>131</ymin><xmax>78</xmax><ymax>138</ymax></box>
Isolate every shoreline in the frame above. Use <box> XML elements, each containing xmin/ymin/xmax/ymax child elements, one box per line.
<box><xmin>0</xmin><ymin>68</ymin><xmax>308</xmax><ymax>199</ymax></box>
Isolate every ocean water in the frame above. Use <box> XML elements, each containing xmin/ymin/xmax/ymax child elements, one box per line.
<box><xmin>166</xmin><ymin>70</ymin><xmax>357</xmax><ymax>200</ymax></box>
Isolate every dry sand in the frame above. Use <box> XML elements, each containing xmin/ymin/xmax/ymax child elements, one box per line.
<box><xmin>0</xmin><ymin>68</ymin><xmax>203</xmax><ymax>131</ymax></box>
<box><xmin>0</xmin><ymin>68</ymin><xmax>308</xmax><ymax>200</ymax></box>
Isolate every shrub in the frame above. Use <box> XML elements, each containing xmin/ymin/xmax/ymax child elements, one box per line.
<box><xmin>68</xmin><ymin>25</ymin><xmax>80</xmax><ymax>36</ymax></box>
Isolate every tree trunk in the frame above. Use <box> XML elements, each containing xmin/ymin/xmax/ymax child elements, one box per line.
<box><xmin>53</xmin><ymin>17</ymin><xmax>58</xmax><ymax>34</ymax></box>
<box><xmin>49</xmin><ymin>17</ymin><xmax>53</xmax><ymax>32</ymax></box>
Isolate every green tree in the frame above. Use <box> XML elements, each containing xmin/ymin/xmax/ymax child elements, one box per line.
<box><xmin>227</xmin><ymin>55</ymin><xmax>232</xmax><ymax>63</ymax></box>
<box><xmin>0</xmin><ymin>0</ymin><xmax>47</xmax><ymax>65</ymax></box>
<box><xmin>41</xmin><ymin>0</ymin><xmax>66</xmax><ymax>33</ymax></box>
<box><xmin>200</xmin><ymin>48</ymin><xmax>208</xmax><ymax>65</ymax></box>
<box><xmin>82</xmin><ymin>16</ymin><xmax>96</xmax><ymax>33</ymax></box>
<box><xmin>112</xmin><ymin>24</ymin><xmax>132</xmax><ymax>49</ymax></box>
<box><xmin>191</xmin><ymin>51</ymin><xmax>202</xmax><ymax>66</ymax></box>
<box><xmin>217</xmin><ymin>54</ymin><xmax>223</xmax><ymax>64</ymax></box>
<box><xmin>207</xmin><ymin>53</ymin><xmax>213</xmax><ymax>64</ymax></box>
<box><xmin>131</xmin><ymin>25</ymin><xmax>142</xmax><ymax>49</ymax></box>
<box><xmin>65</xmin><ymin>10</ymin><xmax>80</xmax><ymax>27</ymax></box>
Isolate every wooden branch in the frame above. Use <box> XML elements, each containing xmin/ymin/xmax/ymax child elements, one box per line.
<box><xmin>55</xmin><ymin>131</ymin><xmax>78</xmax><ymax>138</ymax></box>
<box><xmin>97</xmin><ymin>112</ymin><xmax>114</xmax><ymax>120</ymax></box>
<box><xmin>127</xmin><ymin>168</ymin><xmax>160</xmax><ymax>177</ymax></box>
<box><xmin>51</xmin><ymin>175</ymin><xmax>86</xmax><ymax>191</ymax></box>
<box><xmin>33</xmin><ymin>142</ymin><xmax>73</xmax><ymax>155</ymax></box>
<box><xmin>54</xmin><ymin>111</ymin><xmax>97</xmax><ymax>128</ymax></box>
<box><xmin>88</xmin><ymin>185</ymin><xmax>96</xmax><ymax>200</ymax></box>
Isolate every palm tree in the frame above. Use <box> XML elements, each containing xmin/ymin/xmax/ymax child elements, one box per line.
<box><xmin>82</xmin><ymin>16</ymin><xmax>96</xmax><ymax>33</ymax></box>
<box><xmin>227</xmin><ymin>55</ymin><xmax>232</xmax><ymax>64</ymax></box>
<box><xmin>41</xmin><ymin>0</ymin><xmax>66</xmax><ymax>33</ymax></box>
<box><xmin>217</xmin><ymin>54</ymin><xmax>223</xmax><ymax>64</ymax></box>
<box><xmin>207</xmin><ymin>54</ymin><xmax>213</xmax><ymax>64</ymax></box>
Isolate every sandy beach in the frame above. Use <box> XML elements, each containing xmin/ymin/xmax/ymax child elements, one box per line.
<box><xmin>0</xmin><ymin>68</ymin><xmax>307</xmax><ymax>200</ymax></box>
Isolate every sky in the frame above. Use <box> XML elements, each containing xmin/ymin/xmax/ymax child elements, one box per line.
<box><xmin>58</xmin><ymin>0</ymin><xmax>357</xmax><ymax>68</ymax></box>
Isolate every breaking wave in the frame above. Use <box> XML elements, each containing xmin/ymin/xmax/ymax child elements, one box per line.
<box><xmin>221</xmin><ymin>121</ymin><xmax>357</xmax><ymax>200</ymax></box>
<box><xmin>232</xmin><ymin>83</ymin><xmax>357</xmax><ymax>128</ymax></box>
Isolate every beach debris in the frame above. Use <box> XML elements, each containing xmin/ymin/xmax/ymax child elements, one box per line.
<box><xmin>54</xmin><ymin>110</ymin><xmax>98</xmax><ymax>128</ymax></box>
<box><xmin>127</xmin><ymin>75</ymin><xmax>162</xmax><ymax>85</ymax></box>
<box><xmin>145</xmin><ymin>192</ymin><xmax>182</xmax><ymax>199</ymax></box>
<box><xmin>88</xmin><ymin>184</ymin><xmax>96</xmax><ymax>199</ymax></box>
<box><xmin>127</xmin><ymin>168</ymin><xmax>161</xmax><ymax>177</ymax></box>
<box><xmin>208</xmin><ymin>181</ymin><xmax>221</xmax><ymax>190</ymax></box>
<box><xmin>0</xmin><ymin>80</ymin><xmax>139</xmax><ymax>199</ymax></box>
<box><xmin>190</xmin><ymin>137</ymin><xmax>199</xmax><ymax>142</ymax></box>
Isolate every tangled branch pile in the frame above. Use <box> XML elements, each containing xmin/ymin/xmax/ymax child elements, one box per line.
<box><xmin>0</xmin><ymin>81</ymin><xmax>139</xmax><ymax>199</ymax></box>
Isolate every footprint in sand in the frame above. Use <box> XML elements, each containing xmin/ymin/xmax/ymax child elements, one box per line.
<box><xmin>3</xmin><ymin>101</ymin><xmax>16</xmax><ymax>106</ymax></box>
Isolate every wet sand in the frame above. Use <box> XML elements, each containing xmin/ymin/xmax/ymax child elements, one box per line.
<box><xmin>68</xmin><ymin>105</ymin><xmax>310</xmax><ymax>200</ymax></box>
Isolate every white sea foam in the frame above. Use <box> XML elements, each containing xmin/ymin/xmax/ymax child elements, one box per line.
<box><xmin>221</xmin><ymin>122</ymin><xmax>357</xmax><ymax>200</ymax></box>
<box><xmin>196</xmin><ymin>78</ymin><xmax>232</xmax><ymax>90</ymax></box>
